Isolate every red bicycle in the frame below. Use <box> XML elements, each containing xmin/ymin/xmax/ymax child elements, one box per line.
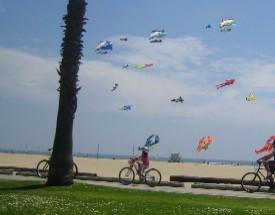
<box><xmin>118</xmin><ymin>157</ymin><xmax>161</xmax><ymax>187</ymax></box>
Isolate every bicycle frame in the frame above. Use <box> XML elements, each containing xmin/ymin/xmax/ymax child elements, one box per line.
<box><xmin>128</xmin><ymin>158</ymin><xmax>143</xmax><ymax>176</ymax></box>
<box><xmin>251</xmin><ymin>162</ymin><xmax>275</xmax><ymax>188</ymax></box>
<box><xmin>254</xmin><ymin>162</ymin><xmax>267</xmax><ymax>180</ymax></box>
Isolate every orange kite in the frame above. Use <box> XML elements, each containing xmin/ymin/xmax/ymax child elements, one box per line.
<box><xmin>196</xmin><ymin>135</ymin><xmax>214</xmax><ymax>153</ymax></box>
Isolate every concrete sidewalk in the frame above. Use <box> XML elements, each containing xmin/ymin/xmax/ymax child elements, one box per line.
<box><xmin>1</xmin><ymin>174</ymin><xmax>275</xmax><ymax>200</ymax></box>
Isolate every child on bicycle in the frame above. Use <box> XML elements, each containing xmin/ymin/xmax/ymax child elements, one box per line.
<box><xmin>135</xmin><ymin>146</ymin><xmax>149</xmax><ymax>179</ymax></box>
<box><xmin>257</xmin><ymin>139</ymin><xmax>275</xmax><ymax>179</ymax></box>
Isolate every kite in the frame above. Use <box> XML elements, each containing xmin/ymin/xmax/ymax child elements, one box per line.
<box><xmin>196</xmin><ymin>135</ymin><xmax>213</xmax><ymax>153</ymax></box>
<box><xmin>219</xmin><ymin>17</ymin><xmax>236</xmax><ymax>32</ymax></box>
<box><xmin>122</xmin><ymin>63</ymin><xmax>154</xmax><ymax>69</ymax></box>
<box><xmin>145</xmin><ymin>134</ymin><xmax>160</xmax><ymax>148</ymax></box>
<box><xmin>138</xmin><ymin>134</ymin><xmax>160</xmax><ymax>152</ymax></box>
<box><xmin>94</xmin><ymin>41</ymin><xmax>112</xmax><ymax>54</ymax></box>
<box><xmin>120</xmin><ymin>37</ymin><xmax>128</xmax><ymax>41</ymax></box>
<box><xmin>255</xmin><ymin>136</ymin><xmax>275</xmax><ymax>154</ymax></box>
<box><xmin>171</xmin><ymin>96</ymin><xmax>184</xmax><ymax>103</ymax></box>
<box><xmin>205</xmin><ymin>24</ymin><xmax>211</xmax><ymax>29</ymax></box>
<box><xmin>111</xmin><ymin>83</ymin><xmax>119</xmax><ymax>92</ymax></box>
<box><xmin>216</xmin><ymin>79</ymin><xmax>235</xmax><ymax>89</ymax></box>
<box><xmin>149</xmin><ymin>30</ymin><xmax>166</xmax><ymax>43</ymax></box>
<box><xmin>246</xmin><ymin>93</ymin><xmax>256</xmax><ymax>102</ymax></box>
<box><xmin>120</xmin><ymin>105</ymin><xmax>132</xmax><ymax>111</ymax></box>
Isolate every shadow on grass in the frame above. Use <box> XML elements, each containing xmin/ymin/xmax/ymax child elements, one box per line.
<box><xmin>0</xmin><ymin>183</ymin><xmax>47</xmax><ymax>191</ymax></box>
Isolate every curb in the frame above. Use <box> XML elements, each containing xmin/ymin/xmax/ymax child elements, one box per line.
<box><xmin>0</xmin><ymin>166</ymin><xmax>183</xmax><ymax>188</ymax></box>
<box><xmin>191</xmin><ymin>182</ymin><xmax>272</xmax><ymax>193</ymax></box>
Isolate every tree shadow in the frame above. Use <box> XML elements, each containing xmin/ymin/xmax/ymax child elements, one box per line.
<box><xmin>0</xmin><ymin>183</ymin><xmax>47</xmax><ymax>191</ymax></box>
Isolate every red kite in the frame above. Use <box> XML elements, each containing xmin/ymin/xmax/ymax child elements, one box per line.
<box><xmin>216</xmin><ymin>79</ymin><xmax>235</xmax><ymax>89</ymax></box>
<box><xmin>255</xmin><ymin>136</ymin><xmax>275</xmax><ymax>154</ymax></box>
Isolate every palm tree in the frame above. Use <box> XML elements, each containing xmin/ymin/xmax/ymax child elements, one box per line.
<box><xmin>47</xmin><ymin>0</ymin><xmax>87</xmax><ymax>186</ymax></box>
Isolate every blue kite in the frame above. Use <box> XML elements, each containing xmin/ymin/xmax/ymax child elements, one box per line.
<box><xmin>95</xmin><ymin>41</ymin><xmax>112</xmax><ymax>54</ymax></box>
<box><xmin>205</xmin><ymin>24</ymin><xmax>211</xmax><ymax>29</ymax></box>
<box><xmin>120</xmin><ymin>105</ymin><xmax>132</xmax><ymax>111</ymax></box>
<box><xmin>145</xmin><ymin>134</ymin><xmax>160</xmax><ymax>148</ymax></box>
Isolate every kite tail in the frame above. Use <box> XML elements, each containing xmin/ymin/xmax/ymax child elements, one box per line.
<box><xmin>255</xmin><ymin>147</ymin><xmax>269</xmax><ymax>154</ymax></box>
<box><xmin>255</xmin><ymin>143</ymin><xmax>273</xmax><ymax>154</ymax></box>
<box><xmin>195</xmin><ymin>148</ymin><xmax>202</xmax><ymax>153</ymax></box>
<box><xmin>149</xmin><ymin>145</ymin><xmax>155</xmax><ymax>152</ymax></box>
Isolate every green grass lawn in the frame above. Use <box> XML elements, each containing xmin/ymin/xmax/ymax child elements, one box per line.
<box><xmin>0</xmin><ymin>180</ymin><xmax>275</xmax><ymax>215</ymax></box>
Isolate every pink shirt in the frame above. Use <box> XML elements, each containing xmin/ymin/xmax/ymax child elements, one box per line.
<box><xmin>142</xmin><ymin>152</ymin><xmax>149</xmax><ymax>166</ymax></box>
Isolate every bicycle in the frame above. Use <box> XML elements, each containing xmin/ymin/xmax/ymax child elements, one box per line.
<box><xmin>118</xmin><ymin>157</ymin><xmax>162</xmax><ymax>187</ymax></box>
<box><xmin>241</xmin><ymin>161</ymin><xmax>274</xmax><ymax>193</ymax></box>
<box><xmin>36</xmin><ymin>148</ymin><xmax>78</xmax><ymax>178</ymax></box>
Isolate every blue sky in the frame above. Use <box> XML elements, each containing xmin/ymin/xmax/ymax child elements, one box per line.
<box><xmin>1</xmin><ymin>0</ymin><xmax>275</xmax><ymax>161</ymax></box>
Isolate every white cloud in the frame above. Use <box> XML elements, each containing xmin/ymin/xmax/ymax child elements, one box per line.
<box><xmin>1</xmin><ymin>36</ymin><xmax>275</xmax><ymax>124</ymax></box>
<box><xmin>109</xmin><ymin>35</ymin><xmax>212</xmax><ymax>72</ymax></box>
<box><xmin>209</xmin><ymin>57</ymin><xmax>275</xmax><ymax>91</ymax></box>
<box><xmin>79</xmin><ymin>59</ymin><xmax>194</xmax><ymax>114</ymax></box>
<box><xmin>80</xmin><ymin>36</ymin><xmax>275</xmax><ymax>125</ymax></box>
<box><xmin>0</xmin><ymin>48</ymin><xmax>58</xmax><ymax>102</ymax></box>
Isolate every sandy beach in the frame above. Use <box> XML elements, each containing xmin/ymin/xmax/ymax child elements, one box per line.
<box><xmin>0</xmin><ymin>153</ymin><xmax>254</xmax><ymax>181</ymax></box>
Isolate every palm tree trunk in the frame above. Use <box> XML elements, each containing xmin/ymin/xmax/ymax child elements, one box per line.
<box><xmin>47</xmin><ymin>0</ymin><xmax>87</xmax><ymax>186</ymax></box>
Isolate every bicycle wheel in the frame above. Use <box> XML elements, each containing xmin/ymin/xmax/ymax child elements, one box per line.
<box><xmin>73</xmin><ymin>162</ymin><xmax>78</xmax><ymax>178</ymax></box>
<box><xmin>119</xmin><ymin>167</ymin><xmax>135</xmax><ymax>185</ymax></box>
<box><xmin>36</xmin><ymin>159</ymin><xmax>49</xmax><ymax>178</ymax></box>
<box><xmin>145</xmin><ymin>168</ymin><xmax>162</xmax><ymax>187</ymax></box>
<box><xmin>241</xmin><ymin>172</ymin><xmax>262</xmax><ymax>193</ymax></box>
